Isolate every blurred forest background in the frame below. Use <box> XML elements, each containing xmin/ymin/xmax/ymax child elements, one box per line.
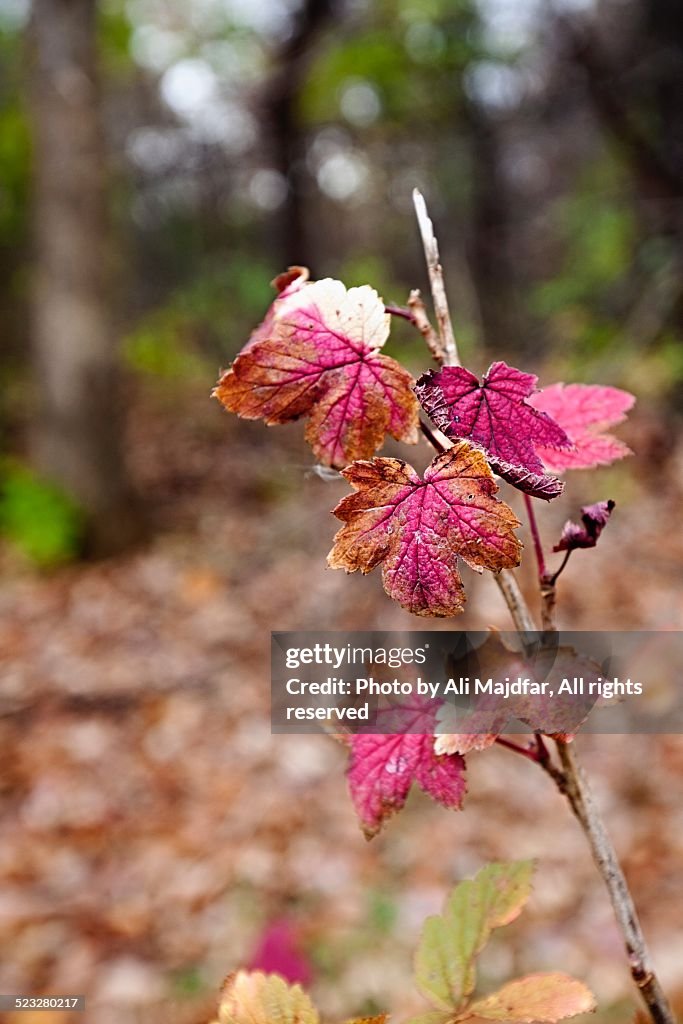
<box><xmin>1</xmin><ymin>0</ymin><xmax>683</xmax><ymax>1022</ymax></box>
<box><xmin>1</xmin><ymin>0</ymin><xmax>683</xmax><ymax>557</ymax></box>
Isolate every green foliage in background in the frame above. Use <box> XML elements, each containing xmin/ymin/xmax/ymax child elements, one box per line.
<box><xmin>0</xmin><ymin>103</ymin><xmax>30</xmax><ymax>241</ymax></box>
<box><xmin>300</xmin><ymin>0</ymin><xmax>478</xmax><ymax>128</ymax></box>
<box><xmin>530</xmin><ymin>156</ymin><xmax>683</xmax><ymax>391</ymax></box>
<box><xmin>123</xmin><ymin>257</ymin><xmax>275</xmax><ymax>378</ymax></box>
<box><xmin>0</xmin><ymin>460</ymin><xmax>84</xmax><ymax>566</ymax></box>
<box><xmin>532</xmin><ymin>163</ymin><xmax>636</xmax><ymax>320</ymax></box>
<box><xmin>0</xmin><ymin>23</ymin><xmax>31</xmax><ymax>245</ymax></box>
<box><xmin>98</xmin><ymin>0</ymin><xmax>134</xmax><ymax>75</ymax></box>
<box><xmin>169</xmin><ymin>965</ymin><xmax>208</xmax><ymax>999</ymax></box>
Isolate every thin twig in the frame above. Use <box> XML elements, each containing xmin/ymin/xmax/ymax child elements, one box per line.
<box><xmin>539</xmin><ymin>549</ymin><xmax>574</xmax><ymax>629</ymax></box>
<box><xmin>499</xmin><ymin>733</ymin><xmax>676</xmax><ymax>1024</ymax></box>
<box><xmin>384</xmin><ymin>304</ymin><xmax>415</xmax><ymax>323</ymax></box>
<box><xmin>555</xmin><ymin>740</ymin><xmax>676</xmax><ymax>1024</ymax></box>
<box><xmin>419</xmin><ymin>419</ymin><xmax>447</xmax><ymax>453</ymax></box>
<box><xmin>407</xmin><ymin>289</ymin><xmax>442</xmax><ymax>362</ymax></box>
<box><xmin>386</xmin><ymin>295</ymin><xmax>443</xmax><ymax>363</ymax></box>
<box><xmin>524</xmin><ymin>492</ymin><xmax>559</xmax><ymax>630</ymax></box>
<box><xmin>548</xmin><ymin>549</ymin><xmax>572</xmax><ymax>585</ymax></box>
<box><xmin>528</xmin><ymin>489</ymin><xmax>557</xmax><ymax>630</ymax></box>
<box><xmin>524</xmin><ymin>493</ymin><xmax>546</xmax><ymax>578</ymax></box>
<box><xmin>535</xmin><ymin>732</ymin><xmax>552</xmax><ymax>766</ymax></box>
<box><xmin>494</xmin><ymin>568</ymin><xmax>537</xmax><ymax>635</ymax></box>
<box><xmin>495</xmin><ymin>737</ymin><xmax>540</xmax><ymax>763</ymax></box>
<box><xmin>539</xmin><ymin>578</ymin><xmax>558</xmax><ymax>632</ymax></box>
<box><xmin>412</xmin><ymin>189</ymin><xmax>460</xmax><ymax>367</ymax></box>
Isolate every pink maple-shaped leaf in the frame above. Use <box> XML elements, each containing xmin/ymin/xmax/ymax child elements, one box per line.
<box><xmin>328</xmin><ymin>443</ymin><xmax>522</xmax><ymax>617</ymax></box>
<box><xmin>346</xmin><ymin>701</ymin><xmax>466</xmax><ymax>837</ymax></box>
<box><xmin>415</xmin><ymin>362</ymin><xmax>573</xmax><ymax>500</ymax></box>
<box><xmin>528</xmin><ymin>382</ymin><xmax>635</xmax><ymax>471</ymax></box>
<box><xmin>214</xmin><ymin>277</ymin><xmax>419</xmax><ymax>468</ymax></box>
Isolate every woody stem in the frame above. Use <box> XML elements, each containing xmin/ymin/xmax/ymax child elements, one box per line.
<box><xmin>524</xmin><ymin>493</ymin><xmax>547</xmax><ymax>578</ymax></box>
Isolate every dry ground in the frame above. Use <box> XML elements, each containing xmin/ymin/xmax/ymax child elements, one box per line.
<box><xmin>1</xmin><ymin>382</ymin><xmax>682</xmax><ymax>1024</ymax></box>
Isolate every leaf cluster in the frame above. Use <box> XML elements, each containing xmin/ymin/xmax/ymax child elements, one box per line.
<box><xmin>208</xmin><ymin>864</ymin><xmax>595</xmax><ymax>1024</ymax></box>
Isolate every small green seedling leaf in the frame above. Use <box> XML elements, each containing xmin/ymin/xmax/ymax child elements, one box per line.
<box><xmin>414</xmin><ymin>861</ymin><xmax>534</xmax><ymax>1012</ymax></box>
<box><xmin>412</xmin><ymin>864</ymin><xmax>594</xmax><ymax>1024</ymax></box>
<box><xmin>404</xmin><ymin>1013</ymin><xmax>453</xmax><ymax>1024</ymax></box>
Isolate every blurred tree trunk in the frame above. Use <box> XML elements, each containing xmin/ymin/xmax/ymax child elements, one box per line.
<box><xmin>560</xmin><ymin>10</ymin><xmax>683</xmax><ymax>234</ymax></box>
<box><xmin>559</xmin><ymin>5</ymin><xmax>683</xmax><ymax>344</ymax></box>
<box><xmin>464</xmin><ymin>99</ymin><xmax>522</xmax><ymax>354</ymax></box>
<box><xmin>28</xmin><ymin>0</ymin><xmax>138</xmax><ymax>553</ymax></box>
<box><xmin>264</xmin><ymin>0</ymin><xmax>335</xmax><ymax>267</ymax></box>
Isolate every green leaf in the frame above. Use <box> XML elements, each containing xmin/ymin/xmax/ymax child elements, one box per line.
<box><xmin>466</xmin><ymin>973</ymin><xmax>596</xmax><ymax>1023</ymax></box>
<box><xmin>415</xmin><ymin>913</ymin><xmax>467</xmax><ymax>1012</ymax></box>
<box><xmin>414</xmin><ymin>861</ymin><xmax>534</xmax><ymax>1012</ymax></box>
<box><xmin>404</xmin><ymin>1013</ymin><xmax>454</xmax><ymax>1024</ymax></box>
<box><xmin>216</xmin><ymin>971</ymin><xmax>319</xmax><ymax>1024</ymax></box>
<box><xmin>0</xmin><ymin>460</ymin><xmax>84</xmax><ymax>566</ymax></box>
